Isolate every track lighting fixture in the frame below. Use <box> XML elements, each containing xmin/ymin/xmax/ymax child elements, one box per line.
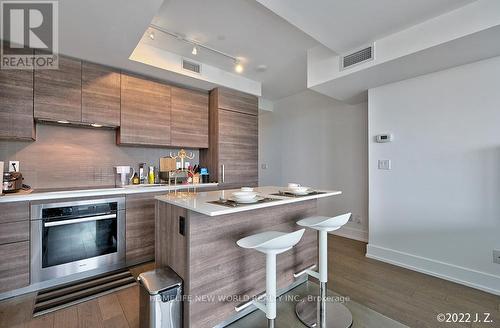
<box><xmin>234</xmin><ymin>60</ymin><xmax>244</xmax><ymax>73</ymax></box>
<box><xmin>149</xmin><ymin>24</ymin><xmax>245</xmax><ymax>75</ymax></box>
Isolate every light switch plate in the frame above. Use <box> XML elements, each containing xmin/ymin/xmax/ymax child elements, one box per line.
<box><xmin>9</xmin><ymin>161</ymin><xmax>19</xmax><ymax>172</ymax></box>
<box><xmin>493</xmin><ymin>250</ymin><xmax>500</xmax><ymax>264</ymax></box>
<box><xmin>378</xmin><ymin>159</ymin><xmax>391</xmax><ymax>170</ymax></box>
<box><xmin>261</xmin><ymin>164</ymin><xmax>268</xmax><ymax>169</ymax></box>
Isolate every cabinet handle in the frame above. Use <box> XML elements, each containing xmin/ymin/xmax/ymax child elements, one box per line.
<box><xmin>179</xmin><ymin>216</ymin><xmax>185</xmax><ymax>236</ymax></box>
<box><xmin>221</xmin><ymin>164</ymin><xmax>225</xmax><ymax>183</ymax></box>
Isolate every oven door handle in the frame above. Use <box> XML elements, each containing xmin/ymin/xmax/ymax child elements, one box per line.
<box><xmin>43</xmin><ymin>214</ymin><xmax>117</xmax><ymax>227</ymax></box>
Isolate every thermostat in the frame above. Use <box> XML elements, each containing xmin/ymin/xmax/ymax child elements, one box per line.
<box><xmin>376</xmin><ymin>134</ymin><xmax>393</xmax><ymax>143</ymax></box>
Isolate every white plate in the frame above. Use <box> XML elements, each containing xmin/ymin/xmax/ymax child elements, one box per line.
<box><xmin>286</xmin><ymin>189</ymin><xmax>313</xmax><ymax>195</ymax></box>
<box><xmin>232</xmin><ymin>191</ymin><xmax>258</xmax><ymax>200</ymax></box>
<box><xmin>229</xmin><ymin>196</ymin><xmax>264</xmax><ymax>204</ymax></box>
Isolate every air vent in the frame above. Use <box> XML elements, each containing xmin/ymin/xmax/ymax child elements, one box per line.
<box><xmin>182</xmin><ymin>59</ymin><xmax>201</xmax><ymax>74</ymax></box>
<box><xmin>341</xmin><ymin>45</ymin><xmax>373</xmax><ymax>70</ymax></box>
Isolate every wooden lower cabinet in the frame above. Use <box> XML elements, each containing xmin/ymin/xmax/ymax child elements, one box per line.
<box><xmin>125</xmin><ymin>193</ymin><xmax>159</xmax><ymax>265</ymax></box>
<box><xmin>0</xmin><ymin>241</ymin><xmax>29</xmax><ymax>293</ymax></box>
<box><xmin>0</xmin><ymin>201</ymin><xmax>30</xmax><ymax>294</ymax></box>
<box><xmin>0</xmin><ymin>202</ymin><xmax>30</xmax><ymax>224</ymax></box>
<box><xmin>0</xmin><ymin>221</ymin><xmax>29</xmax><ymax>245</ymax></box>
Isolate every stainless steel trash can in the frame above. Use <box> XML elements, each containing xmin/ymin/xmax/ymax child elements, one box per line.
<box><xmin>138</xmin><ymin>267</ymin><xmax>183</xmax><ymax>328</ymax></box>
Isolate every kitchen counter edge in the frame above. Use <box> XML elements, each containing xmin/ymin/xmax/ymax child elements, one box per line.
<box><xmin>0</xmin><ymin>183</ymin><xmax>219</xmax><ymax>203</ymax></box>
<box><xmin>155</xmin><ymin>186</ymin><xmax>342</xmax><ymax>216</ymax></box>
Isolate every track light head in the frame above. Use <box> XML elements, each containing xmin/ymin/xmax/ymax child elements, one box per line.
<box><xmin>234</xmin><ymin>62</ymin><xmax>243</xmax><ymax>73</ymax></box>
<box><xmin>234</xmin><ymin>60</ymin><xmax>243</xmax><ymax>73</ymax></box>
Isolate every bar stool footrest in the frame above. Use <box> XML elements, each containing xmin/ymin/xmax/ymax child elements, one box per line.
<box><xmin>293</xmin><ymin>264</ymin><xmax>317</xmax><ymax>278</ymax></box>
<box><xmin>295</xmin><ymin>298</ymin><xmax>353</xmax><ymax>328</ymax></box>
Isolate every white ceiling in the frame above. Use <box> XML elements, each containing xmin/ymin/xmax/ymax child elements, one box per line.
<box><xmin>307</xmin><ymin>0</ymin><xmax>500</xmax><ymax>103</ymax></box>
<box><xmin>148</xmin><ymin>0</ymin><xmax>318</xmax><ymax>100</ymax></box>
<box><xmin>55</xmin><ymin>0</ymin><xmax>483</xmax><ymax>103</ymax></box>
<box><xmin>255</xmin><ymin>0</ymin><xmax>477</xmax><ymax>53</ymax></box>
<box><xmin>56</xmin><ymin>0</ymin><xmax>223</xmax><ymax>92</ymax></box>
<box><xmin>312</xmin><ymin>25</ymin><xmax>500</xmax><ymax>103</ymax></box>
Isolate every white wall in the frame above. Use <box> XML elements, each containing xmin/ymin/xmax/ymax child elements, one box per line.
<box><xmin>259</xmin><ymin>90</ymin><xmax>368</xmax><ymax>241</ymax></box>
<box><xmin>368</xmin><ymin>56</ymin><xmax>500</xmax><ymax>295</ymax></box>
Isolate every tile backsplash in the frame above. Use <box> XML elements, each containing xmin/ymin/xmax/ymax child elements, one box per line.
<box><xmin>0</xmin><ymin>124</ymin><xmax>199</xmax><ymax>190</ymax></box>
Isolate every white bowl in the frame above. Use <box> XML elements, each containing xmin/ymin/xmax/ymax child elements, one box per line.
<box><xmin>232</xmin><ymin>191</ymin><xmax>258</xmax><ymax>201</ymax></box>
<box><xmin>240</xmin><ymin>187</ymin><xmax>254</xmax><ymax>192</ymax></box>
<box><xmin>288</xmin><ymin>186</ymin><xmax>309</xmax><ymax>194</ymax></box>
<box><xmin>288</xmin><ymin>183</ymin><xmax>301</xmax><ymax>188</ymax></box>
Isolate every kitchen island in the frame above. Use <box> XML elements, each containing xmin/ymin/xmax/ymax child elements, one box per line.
<box><xmin>155</xmin><ymin>186</ymin><xmax>341</xmax><ymax>328</ymax></box>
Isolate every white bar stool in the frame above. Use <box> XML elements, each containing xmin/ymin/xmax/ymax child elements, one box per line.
<box><xmin>235</xmin><ymin>229</ymin><xmax>306</xmax><ymax>328</ymax></box>
<box><xmin>295</xmin><ymin>213</ymin><xmax>353</xmax><ymax>328</ymax></box>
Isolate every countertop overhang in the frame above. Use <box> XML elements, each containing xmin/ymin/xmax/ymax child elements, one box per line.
<box><xmin>155</xmin><ymin>186</ymin><xmax>342</xmax><ymax>216</ymax></box>
<box><xmin>0</xmin><ymin>183</ymin><xmax>218</xmax><ymax>203</ymax></box>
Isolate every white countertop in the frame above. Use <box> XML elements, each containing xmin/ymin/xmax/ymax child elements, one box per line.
<box><xmin>0</xmin><ymin>183</ymin><xmax>218</xmax><ymax>203</ymax></box>
<box><xmin>155</xmin><ymin>186</ymin><xmax>342</xmax><ymax>216</ymax></box>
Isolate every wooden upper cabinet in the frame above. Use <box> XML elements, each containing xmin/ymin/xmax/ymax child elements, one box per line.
<box><xmin>216</xmin><ymin>87</ymin><xmax>258</xmax><ymax>116</ymax></box>
<box><xmin>0</xmin><ymin>50</ymin><xmax>35</xmax><ymax>140</ymax></box>
<box><xmin>34</xmin><ymin>59</ymin><xmax>120</xmax><ymax>126</ymax></box>
<box><xmin>34</xmin><ymin>55</ymin><xmax>82</xmax><ymax>122</ymax></box>
<box><xmin>82</xmin><ymin>62</ymin><xmax>121</xmax><ymax>126</ymax></box>
<box><xmin>170</xmin><ymin>87</ymin><xmax>209</xmax><ymax>149</ymax></box>
<box><xmin>118</xmin><ymin>74</ymin><xmax>171</xmax><ymax>147</ymax></box>
<box><xmin>218</xmin><ymin>109</ymin><xmax>258</xmax><ymax>187</ymax></box>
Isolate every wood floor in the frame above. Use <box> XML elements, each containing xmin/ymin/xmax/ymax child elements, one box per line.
<box><xmin>3</xmin><ymin>286</ymin><xmax>140</xmax><ymax>328</ymax></box>
<box><xmin>0</xmin><ymin>263</ymin><xmax>154</xmax><ymax>328</ymax></box>
<box><xmin>328</xmin><ymin>236</ymin><xmax>500</xmax><ymax>328</ymax></box>
<box><xmin>1</xmin><ymin>237</ymin><xmax>498</xmax><ymax>328</ymax></box>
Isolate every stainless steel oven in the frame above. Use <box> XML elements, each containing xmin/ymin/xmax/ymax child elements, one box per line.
<box><xmin>30</xmin><ymin>197</ymin><xmax>125</xmax><ymax>283</ymax></box>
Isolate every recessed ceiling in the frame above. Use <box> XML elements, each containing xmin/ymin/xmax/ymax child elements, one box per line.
<box><xmin>56</xmin><ymin>0</ymin><xmax>223</xmax><ymax>93</ymax></box>
<box><xmin>148</xmin><ymin>0</ymin><xmax>319</xmax><ymax>100</ymax></box>
<box><xmin>56</xmin><ymin>0</ymin><xmax>482</xmax><ymax>103</ymax></box>
<box><xmin>255</xmin><ymin>0</ymin><xmax>477</xmax><ymax>53</ymax></box>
